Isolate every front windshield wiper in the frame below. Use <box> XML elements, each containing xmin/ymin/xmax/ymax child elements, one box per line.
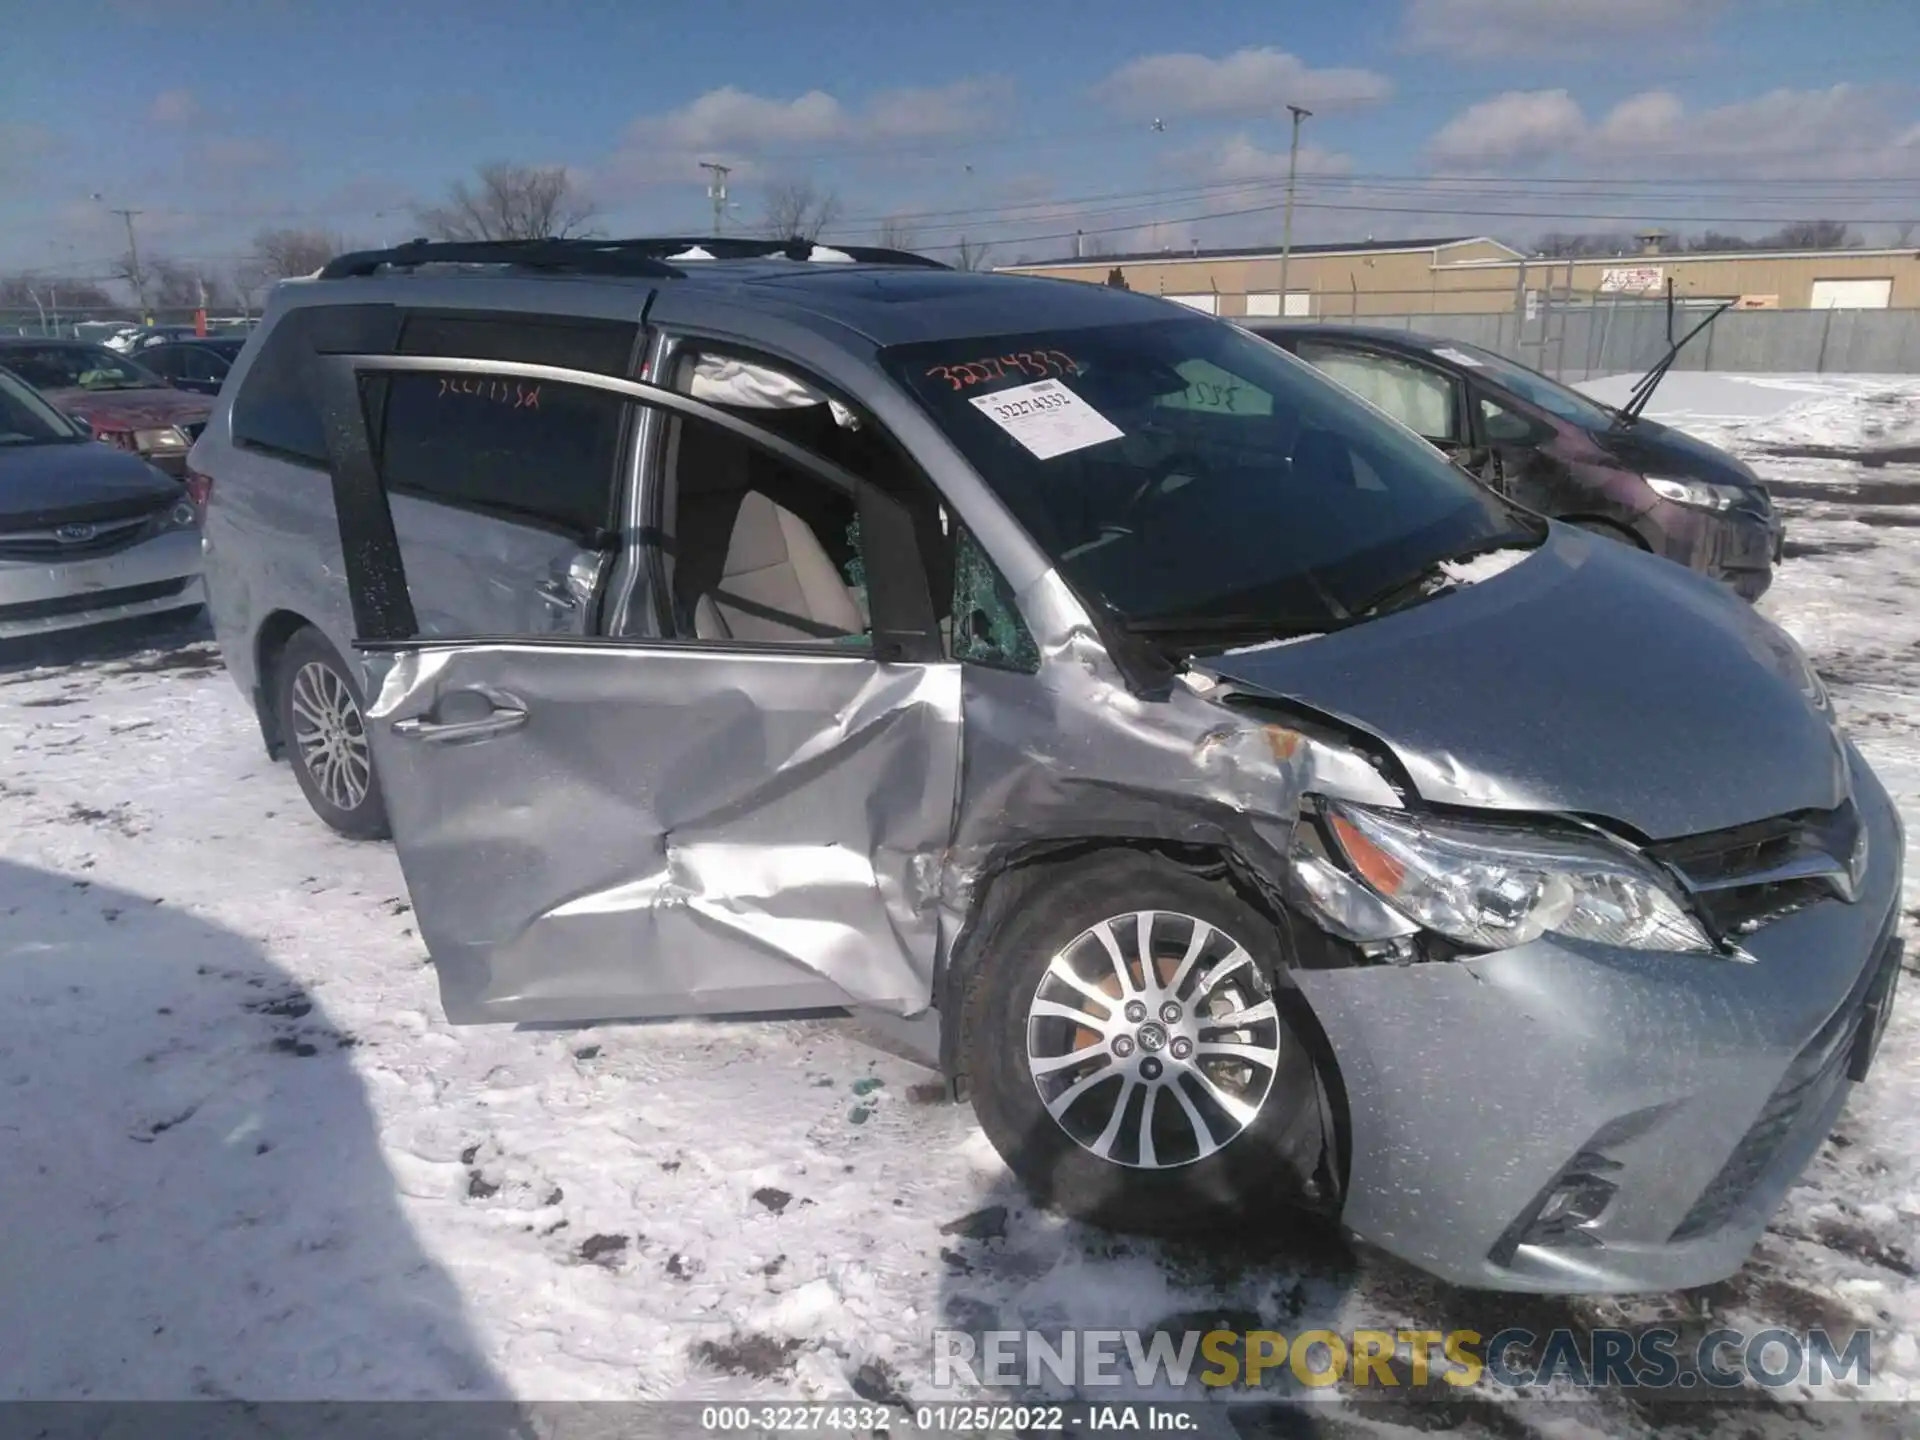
<box><xmin>1342</xmin><ymin>523</ymin><xmax>1546</xmax><ymax>621</ymax></box>
<box><xmin>1126</xmin><ymin>613</ymin><xmax>1341</xmax><ymax>640</ymax></box>
<box><xmin>1613</xmin><ymin>300</ymin><xmax>1733</xmax><ymax>426</ymax></box>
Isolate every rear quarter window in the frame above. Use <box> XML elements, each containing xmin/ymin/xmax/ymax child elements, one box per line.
<box><xmin>230</xmin><ymin>304</ymin><xmax>401</xmax><ymax>465</ymax></box>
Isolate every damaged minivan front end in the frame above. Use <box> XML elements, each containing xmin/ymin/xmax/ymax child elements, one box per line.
<box><xmin>282</xmin><ymin>255</ymin><xmax>1899</xmax><ymax>1298</ymax></box>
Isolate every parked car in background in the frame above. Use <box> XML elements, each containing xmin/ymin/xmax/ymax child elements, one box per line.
<box><xmin>193</xmin><ymin>238</ymin><xmax>1900</xmax><ymax>1295</ymax></box>
<box><xmin>140</xmin><ymin>337</ymin><xmax>247</xmax><ymax>395</ymax></box>
<box><xmin>73</xmin><ymin>321</ymin><xmax>146</xmax><ymax>352</ymax></box>
<box><xmin>0</xmin><ymin>338</ymin><xmax>212</xmax><ymax>477</ymax></box>
<box><xmin>0</xmin><ymin>366</ymin><xmax>203</xmax><ymax>640</ymax></box>
<box><xmin>124</xmin><ymin>325</ymin><xmax>206</xmax><ymax>353</ymax></box>
<box><xmin>1244</xmin><ymin>324</ymin><xmax>1785</xmax><ymax>601</ymax></box>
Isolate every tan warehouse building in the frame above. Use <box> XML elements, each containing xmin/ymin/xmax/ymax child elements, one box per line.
<box><xmin>999</xmin><ymin>235</ymin><xmax>1920</xmax><ymax>318</ymax></box>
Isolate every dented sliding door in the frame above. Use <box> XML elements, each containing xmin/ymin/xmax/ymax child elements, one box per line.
<box><xmin>314</xmin><ymin>351</ymin><xmax>962</xmax><ymax>1024</ymax></box>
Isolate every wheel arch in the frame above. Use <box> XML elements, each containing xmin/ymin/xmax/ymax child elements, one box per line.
<box><xmin>938</xmin><ymin>836</ymin><xmax>1351</xmax><ymax>1206</ymax></box>
<box><xmin>252</xmin><ymin>608</ymin><xmax>319</xmax><ymax>759</ymax></box>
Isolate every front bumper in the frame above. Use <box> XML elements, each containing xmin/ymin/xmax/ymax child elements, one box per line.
<box><xmin>0</xmin><ymin>528</ymin><xmax>204</xmax><ymax>640</ymax></box>
<box><xmin>1293</xmin><ymin>749</ymin><xmax>1902</xmax><ymax>1293</ymax></box>
<box><xmin>1646</xmin><ymin>499</ymin><xmax>1779</xmax><ymax>602</ymax></box>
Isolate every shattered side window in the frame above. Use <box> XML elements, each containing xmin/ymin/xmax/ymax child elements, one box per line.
<box><xmin>951</xmin><ymin>526</ymin><xmax>1040</xmax><ymax>673</ymax></box>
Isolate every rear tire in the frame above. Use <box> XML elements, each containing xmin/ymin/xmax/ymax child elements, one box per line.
<box><xmin>960</xmin><ymin>851</ymin><xmax>1329</xmax><ymax>1233</ymax></box>
<box><xmin>272</xmin><ymin>626</ymin><xmax>390</xmax><ymax>841</ymax></box>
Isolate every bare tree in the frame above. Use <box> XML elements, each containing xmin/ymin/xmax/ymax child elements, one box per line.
<box><xmin>1535</xmin><ymin>230</ymin><xmax>1632</xmax><ymax>258</ymax></box>
<box><xmin>0</xmin><ymin>274</ymin><xmax>113</xmax><ymax>310</ymax></box>
<box><xmin>875</xmin><ymin>215</ymin><xmax>918</xmax><ymax>251</ymax></box>
<box><xmin>760</xmin><ymin>180</ymin><xmax>842</xmax><ymax>242</ymax></box>
<box><xmin>1767</xmin><ymin>219</ymin><xmax>1855</xmax><ymax>250</ymax></box>
<box><xmin>251</xmin><ymin>227</ymin><xmax>347</xmax><ymax>280</ymax></box>
<box><xmin>417</xmin><ymin>162</ymin><xmax>598</xmax><ymax>243</ymax></box>
<box><xmin>1686</xmin><ymin>231</ymin><xmax>1755</xmax><ymax>252</ymax></box>
<box><xmin>950</xmin><ymin>236</ymin><xmax>993</xmax><ymax>272</ymax></box>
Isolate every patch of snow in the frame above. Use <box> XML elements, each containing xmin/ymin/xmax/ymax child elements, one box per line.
<box><xmin>1439</xmin><ymin>547</ymin><xmax>1534</xmax><ymax>586</ymax></box>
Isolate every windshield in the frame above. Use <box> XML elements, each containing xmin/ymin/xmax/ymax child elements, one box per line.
<box><xmin>1444</xmin><ymin>342</ymin><xmax>1618</xmax><ymax>429</ymax></box>
<box><xmin>883</xmin><ymin>318</ymin><xmax>1533</xmax><ymax>632</ymax></box>
<box><xmin>0</xmin><ymin>344</ymin><xmax>166</xmax><ymax>393</ymax></box>
<box><xmin>0</xmin><ymin>368</ymin><xmax>85</xmax><ymax>445</ymax></box>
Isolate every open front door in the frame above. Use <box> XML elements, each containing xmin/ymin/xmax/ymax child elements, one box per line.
<box><xmin>315</xmin><ymin>351</ymin><xmax>962</xmax><ymax>1024</ymax></box>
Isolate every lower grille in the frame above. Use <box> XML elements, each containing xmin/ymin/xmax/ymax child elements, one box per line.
<box><xmin>0</xmin><ymin>516</ymin><xmax>154</xmax><ymax>562</ymax></box>
<box><xmin>0</xmin><ymin>577</ymin><xmax>192</xmax><ymax>623</ymax></box>
<box><xmin>1669</xmin><ymin>919</ymin><xmax>1897</xmax><ymax>1242</ymax></box>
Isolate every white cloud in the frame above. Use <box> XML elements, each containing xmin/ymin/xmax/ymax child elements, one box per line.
<box><xmin>615</xmin><ymin>77</ymin><xmax>1008</xmax><ymax>187</ymax></box>
<box><xmin>1402</xmin><ymin>0</ymin><xmax>1727</xmax><ymax>60</ymax></box>
<box><xmin>1422</xmin><ymin>82</ymin><xmax>1920</xmax><ymax>184</ymax></box>
<box><xmin>1425</xmin><ymin>90</ymin><xmax>1587</xmax><ymax>169</ymax></box>
<box><xmin>150</xmin><ymin>88</ymin><xmax>198</xmax><ymax>125</ymax></box>
<box><xmin>1588</xmin><ymin>83</ymin><xmax>1920</xmax><ymax>179</ymax></box>
<box><xmin>1181</xmin><ymin>133</ymin><xmax>1354</xmax><ymax>183</ymax></box>
<box><xmin>1092</xmin><ymin>47</ymin><xmax>1392</xmax><ymax>121</ymax></box>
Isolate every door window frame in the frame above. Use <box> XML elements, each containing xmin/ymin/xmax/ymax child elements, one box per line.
<box><xmin>311</xmin><ymin>351</ymin><xmax>946</xmax><ymax>665</ymax></box>
<box><xmin>635</xmin><ymin>330</ymin><xmax>978</xmax><ymax>661</ymax></box>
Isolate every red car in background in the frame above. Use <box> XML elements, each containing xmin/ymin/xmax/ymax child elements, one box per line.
<box><xmin>0</xmin><ymin>338</ymin><xmax>212</xmax><ymax>478</ymax></box>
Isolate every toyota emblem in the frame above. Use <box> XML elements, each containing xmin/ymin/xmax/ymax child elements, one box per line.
<box><xmin>54</xmin><ymin>523</ymin><xmax>97</xmax><ymax>543</ymax></box>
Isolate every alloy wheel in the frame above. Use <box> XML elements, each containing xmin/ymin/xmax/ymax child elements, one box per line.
<box><xmin>288</xmin><ymin>660</ymin><xmax>372</xmax><ymax>812</ymax></box>
<box><xmin>1025</xmin><ymin>909</ymin><xmax>1283</xmax><ymax>1170</ymax></box>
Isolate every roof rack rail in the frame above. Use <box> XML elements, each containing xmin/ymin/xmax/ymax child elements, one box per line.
<box><xmin>622</xmin><ymin>236</ymin><xmax>951</xmax><ymax>270</ymax></box>
<box><xmin>317</xmin><ymin>238</ymin><xmax>687</xmax><ymax>281</ymax></box>
<box><xmin>315</xmin><ymin>235</ymin><xmax>951</xmax><ymax>281</ymax></box>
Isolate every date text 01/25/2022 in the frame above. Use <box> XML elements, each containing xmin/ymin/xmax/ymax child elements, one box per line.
<box><xmin>698</xmin><ymin>1402</ymin><xmax>1198</xmax><ymax>1432</ymax></box>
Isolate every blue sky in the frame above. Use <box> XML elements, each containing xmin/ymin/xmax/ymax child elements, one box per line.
<box><xmin>1</xmin><ymin>0</ymin><xmax>1916</xmax><ymax>286</ymax></box>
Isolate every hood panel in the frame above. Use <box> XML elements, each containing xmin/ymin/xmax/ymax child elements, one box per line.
<box><xmin>1591</xmin><ymin>417</ymin><xmax>1757</xmax><ymax>488</ymax></box>
<box><xmin>1204</xmin><ymin>526</ymin><xmax>1845</xmax><ymax>840</ymax></box>
<box><xmin>0</xmin><ymin>443</ymin><xmax>180</xmax><ymax>527</ymax></box>
<box><xmin>43</xmin><ymin>387</ymin><xmax>212</xmax><ymax>431</ymax></box>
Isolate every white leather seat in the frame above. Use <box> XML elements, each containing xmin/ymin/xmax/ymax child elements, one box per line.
<box><xmin>694</xmin><ymin>491</ymin><xmax>865</xmax><ymax>642</ymax></box>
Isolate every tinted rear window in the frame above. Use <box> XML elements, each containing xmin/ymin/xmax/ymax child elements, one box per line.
<box><xmin>230</xmin><ymin>304</ymin><xmax>401</xmax><ymax>464</ymax></box>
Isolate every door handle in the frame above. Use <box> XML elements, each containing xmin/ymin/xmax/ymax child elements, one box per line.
<box><xmin>536</xmin><ymin>579</ymin><xmax>579</xmax><ymax>611</ymax></box>
<box><xmin>392</xmin><ymin>705</ymin><xmax>529</xmax><ymax>743</ymax></box>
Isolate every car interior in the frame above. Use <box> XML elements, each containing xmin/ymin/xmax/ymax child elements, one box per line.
<box><xmin>657</xmin><ymin>351</ymin><xmax>959</xmax><ymax>654</ymax></box>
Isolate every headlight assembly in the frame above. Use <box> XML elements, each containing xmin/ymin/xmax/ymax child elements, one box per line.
<box><xmin>133</xmin><ymin>426</ymin><xmax>190</xmax><ymax>451</ymax></box>
<box><xmin>159</xmin><ymin>498</ymin><xmax>200</xmax><ymax>531</ymax></box>
<box><xmin>1315</xmin><ymin>801</ymin><xmax>1716</xmax><ymax>955</ymax></box>
<box><xmin>1644</xmin><ymin>475</ymin><xmax>1751</xmax><ymax>513</ymax></box>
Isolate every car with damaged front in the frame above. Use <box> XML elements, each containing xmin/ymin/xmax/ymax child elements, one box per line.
<box><xmin>193</xmin><ymin>238</ymin><xmax>1902</xmax><ymax>1295</ymax></box>
<box><xmin>0</xmin><ymin>365</ymin><xmax>204</xmax><ymax>639</ymax></box>
<box><xmin>0</xmin><ymin>337</ymin><xmax>213</xmax><ymax>479</ymax></box>
<box><xmin>1243</xmin><ymin>323</ymin><xmax>1786</xmax><ymax>602</ymax></box>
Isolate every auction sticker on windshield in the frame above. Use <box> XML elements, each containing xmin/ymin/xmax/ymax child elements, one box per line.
<box><xmin>968</xmin><ymin>378</ymin><xmax>1123</xmax><ymax>461</ymax></box>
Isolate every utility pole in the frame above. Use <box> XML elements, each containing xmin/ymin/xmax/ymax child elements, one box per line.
<box><xmin>1277</xmin><ymin>105</ymin><xmax>1312</xmax><ymax>318</ymax></box>
<box><xmin>698</xmin><ymin>162</ymin><xmax>730</xmax><ymax>236</ymax></box>
<box><xmin>112</xmin><ymin>208</ymin><xmax>148</xmax><ymax>323</ymax></box>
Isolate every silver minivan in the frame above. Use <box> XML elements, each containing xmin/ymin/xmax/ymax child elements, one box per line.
<box><xmin>194</xmin><ymin>238</ymin><xmax>1902</xmax><ymax>1294</ymax></box>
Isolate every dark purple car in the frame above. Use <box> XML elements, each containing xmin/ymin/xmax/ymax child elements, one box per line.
<box><xmin>1246</xmin><ymin>324</ymin><xmax>1785</xmax><ymax>602</ymax></box>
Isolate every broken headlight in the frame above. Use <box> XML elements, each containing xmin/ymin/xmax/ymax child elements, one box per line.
<box><xmin>1318</xmin><ymin>801</ymin><xmax>1715</xmax><ymax>954</ymax></box>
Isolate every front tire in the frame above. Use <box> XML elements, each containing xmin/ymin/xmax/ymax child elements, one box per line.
<box><xmin>960</xmin><ymin>851</ymin><xmax>1329</xmax><ymax>1233</ymax></box>
<box><xmin>273</xmin><ymin>626</ymin><xmax>390</xmax><ymax>841</ymax></box>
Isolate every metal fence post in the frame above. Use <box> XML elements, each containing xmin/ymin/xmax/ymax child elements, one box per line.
<box><xmin>1815</xmin><ymin>306</ymin><xmax>1835</xmax><ymax>374</ymax></box>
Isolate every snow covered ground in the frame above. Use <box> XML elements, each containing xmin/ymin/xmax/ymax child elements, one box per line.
<box><xmin>3</xmin><ymin>373</ymin><xmax>1918</xmax><ymax>1435</ymax></box>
